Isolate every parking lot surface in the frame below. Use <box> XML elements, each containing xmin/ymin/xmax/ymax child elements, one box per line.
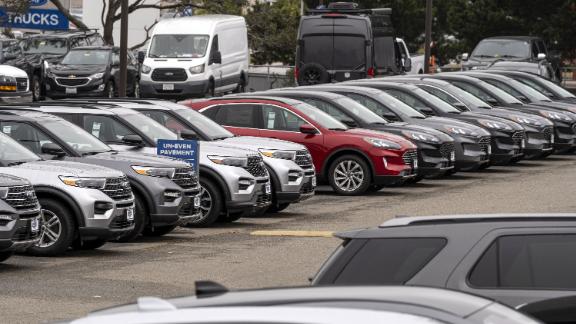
<box><xmin>2</xmin><ymin>155</ymin><xmax>576</xmax><ymax>324</ymax></box>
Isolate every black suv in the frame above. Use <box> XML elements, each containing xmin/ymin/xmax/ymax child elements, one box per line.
<box><xmin>17</xmin><ymin>31</ymin><xmax>104</xmax><ymax>101</ymax></box>
<box><xmin>44</xmin><ymin>46</ymin><xmax>139</xmax><ymax>99</ymax></box>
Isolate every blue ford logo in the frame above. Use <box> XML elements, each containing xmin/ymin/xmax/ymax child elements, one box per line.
<box><xmin>29</xmin><ymin>0</ymin><xmax>48</xmax><ymax>6</ymax></box>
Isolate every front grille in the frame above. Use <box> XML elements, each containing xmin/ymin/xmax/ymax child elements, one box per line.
<box><xmin>12</xmin><ymin>220</ymin><xmax>41</xmax><ymax>242</ymax></box>
<box><xmin>512</xmin><ymin>131</ymin><xmax>525</xmax><ymax>154</ymax></box>
<box><xmin>151</xmin><ymin>68</ymin><xmax>188</xmax><ymax>82</ymax></box>
<box><xmin>16</xmin><ymin>77</ymin><xmax>28</xmax><ymax>91</ymax></box>
<box><xmin>439</xmin><ymin>143</ymin><xmax>455</xmax><ymax>160</ymax></box>
<box><xmin>542</xmin><ymin>127</ymin><xmax>553</xmax><ymax>148</ymax></box>
<box><xmin>295</xmin><ymin>150</ymin><xmax>314</xmax><ymax>170</ymax></box>
<box><xmin>172</xmin><ymin>167</ymin><xmax>198</xmax><ymax>189</ymax></box>
<box><xmin>402</xmin><ymin>150</ymin><xmax>418</xmax><ymax>166</ymax></box>
<box><xmin>178</xmin><ymin>201</ymin><xmax>197</xmax><ymax>216</ymax></box>
<box><xmin>478</xmin><ymin>137</ymin><xmax>491</xmax><ymax>156</ymax></box>
<box><xmin>4</xmin><ymin>185</ymin><xmax>40</xmax><ymax>211</ymax></box>
<box><xmin>109</xmin><ymin>213</ymin><xmax>133</xmax><ymax>229</ymax></box>
<box><xmin>101</xmin><ymin>177</ymin><xmax>133</xmax><ymax>201</ymax></box>
<box><xmin>244</xmin><ymin>155</ymin><xmax>268</xmax><ymax>178</ymax></box>
<box><xmin>299</xmin><ymin>180</ymin><xmax>315</xmax><ymax>195</ymax></box>
<box><xmin>56</xmin><ymin>77</ymin><xmax>90</xmax><ymax>87</ymax></box>
<box><xmin>571</xmin><ymin>123</ymin><xmax>576</xmax><ymax>135</ymax></box>
<box><xmin>256</xmin><ymin>193</ymin><xmax>271</xmax><ymax>206</ymax></box>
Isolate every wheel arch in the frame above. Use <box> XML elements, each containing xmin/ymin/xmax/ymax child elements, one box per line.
<box><xmin>34</xmin><ymin>186</ymin><xmax>85</xmax><ymax>227</ymax></box>
<box><xmin>199</xmin><ymin>166</ymin><xmax>230</xmax><ymax>206</ymax></box>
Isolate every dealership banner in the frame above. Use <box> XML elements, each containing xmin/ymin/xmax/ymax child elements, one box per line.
<box><xmin>0</xmin><ymin>8</ymin><xmax>69</xmax><ymax>30</ymax></box>
<box><xmin>157</xmin><ymin>139</ymin><xmax>200</xmax><ymax>174</ymax></box>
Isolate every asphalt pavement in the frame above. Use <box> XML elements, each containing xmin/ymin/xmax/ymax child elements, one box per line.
<box><xmin>3</xmin><ymin>155</ymin><xmax>576</xmax><ymax>324</ymax></box>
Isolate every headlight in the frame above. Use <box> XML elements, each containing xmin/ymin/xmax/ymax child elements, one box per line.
<box><xmin>189</xmin><ymin>64</ymin><xmax>205</xmax><ymax>74</ymax></box>
<box><xmin>59</xmin><ymin>176</ymin><xmax>107</xmax><ymax>189</ymax></box>
<box><xmin>258</xmin><ymin>149</ymin><xmax>296</xmax><ymax>160</ymax></box>
<box><xmin>540</xmin><ymin>111</ymin><xmax>573</xmax><ymax>122</ymax></box>
<box><xmin>141</xmin><ymin>65</ymin><xmax>151</xmax><ymax>74</ymax></box>
<box><xmin>363</xmin><ymin>137</ymin><xmax>402</xmax><ymax>150</ymax></box>
<box><xmin>131</xmin><ymin>166</ymin><xmax>176</xmax><ymax>178</ymax></box>
<box><xmin>444</xmin><ymin>126</ymin><xmax>477</xmax><ymax>137</ymax></box>
<box><xmin>90</xmin><ymin>72</ymin><xmax>104</xmax><ymax>79</ymax></box>
<box><xmin>208</xmin><ymin>155</ymin><xmax>248</xmax><ymax>167</ymax></box>
<box><xmin>511</xmin><ymin>116</ymin><xmax>542</xmax><ymax>127</ymax></box>
<box><xmin>402</xmin><ymin>131</ymin><xmax>440</xmax><ymax>144</ymax></box>
<box><xmin>0</xmin><ymin>187</ymin><xmax>8</xmax><ymax>199</ymax></box>
<box><xmin>478</xmin><ymin>119</ymin><xmax>513</xmax><ymax>131</ymax></box>
<box><xmin>0</xmin><ymin>75</ymin><xmax>16</xmax><ymax>91</ymax></box>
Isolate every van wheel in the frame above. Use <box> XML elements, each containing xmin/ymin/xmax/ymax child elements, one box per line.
<box><xmin>107</xmin><ymin>81</ymin><xmax>116</xmax><ymax>98</ymax></box>
<box><xmin>328</xmin><ymin>155</ymin><xmax>372</xmax><ymax>196</ymax></box>
<box><xmin>0</xmin><ymin>252</ymin><xmax>13</xmax><ymax>262</ymax></box>
<box><xmin>73</xmin><ymin>239</ymin><xmax>107</xmax><ymax>250</ymax></box>
<box><xmin>142</xmin><ymin>224</ymin><xmax>177</xmax><ymax>237</ymax></box>
<box><xmin>116</xmin><ymin>193</ymin><xmax>147</xmax><ymax>242</ymax></box>
<box><xmin>27</xmin><ymin>199</ymin><xmax>76</xmax><ymax>256</ymax></box>
<box><xmin>233</xmin><ymin>76</ymin><xmax>246</xmax><ymax>93</ymax></box>
<box><xmin>32</xmin><ymin>75</ymin><xmax>43</xmax><ymax>101</ymax></box>
<box><xmin>298</xmin><ymin>63</ymin><xmax>329</xmax><ymax>85</ymax></box>
<box><xmin>183</xmin><ymin>178</ymin><xmax>222</xmax><ymax>227</ymax></box>
<box><xmin>205</xmin><ymin>81</ymin><xmax>215</xmax><ymax>98</ymax></box>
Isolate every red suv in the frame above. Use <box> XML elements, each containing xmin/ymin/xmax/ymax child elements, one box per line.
<box><xmin>183</xmin><ymin>97</ymin><xmax>418</xmax><ymax>195</ymax></box>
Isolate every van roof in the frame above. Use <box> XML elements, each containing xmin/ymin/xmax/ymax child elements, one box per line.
<box><xmin>153</xmin><ymin>15</ymin><xmax>245</xmax><ymax>35</ymax></box>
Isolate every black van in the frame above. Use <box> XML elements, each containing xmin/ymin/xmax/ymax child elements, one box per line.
<box><xmin>295</xmin><ymin>3</ymin><xmax>407</xmax><ymax>86</ymax></box>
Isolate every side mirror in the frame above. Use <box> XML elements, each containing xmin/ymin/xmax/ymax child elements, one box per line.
<box><xmin>41</xmin><ymin>143</ymin><xmax>66</xmax><ymax>157</ymax></box>
<box><xmin>180</xmin><ymin>129</ymin><xmax>199</xmax><ymax>140</ymax></box>
<box><xmin>419</xmin><ymin>107</ymin><xmax>435</xmax><ymax>116</ymax></box>
<box><xmin>210</xmin><ymin>51</ymin><xmax>222</xmax><ymax>65</ymax></box>
<box><xmin>382</xmin><ymin>113</ymin><xmax>400</xmax><ymax>122</ymax></box>
<box><xmin>461</xmin><ymin>53</ymin><xmax>469</xmax><ymax>61</ymax></box>
<box><xmin>537</xmin><ymin>53</ymin><xmax>546</xmax><ymax>61</ymax></box>
<box><xmin>485</xmin><ymin>98</ymin><xmax>499</xmax><ymax>106</ymax></box>
<box><xmin>453</xmin><ymin>102</ymin><xmax>469</xmax><ymax>112</ymax></box>
<box><xmin>403</xmin><ymin>57</ymin><xmax>412</xmax><ymax>72</ymax></box>
<box><xmin>137</xmin><ymin>51</ymin><xmax>145</xmax><ymax>64</ymax></box>
<box><xmin>122</xmin><ymin>134</ymin><xmax>144</xmax><ymax>147</ymax></box>
<box><xmin>299</xmin><ymin>124</ymin><xmax>319</xmax><ymax>135</ymax></box>
<box><xmin>340</xmin><ymin>119</ymin><xmax>358</xmax><ymax>128</ymax></box>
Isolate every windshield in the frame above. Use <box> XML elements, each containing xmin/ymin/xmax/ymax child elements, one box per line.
<box><xmin>40</xmin><ymin>120</ymin><xmax>111</xmax><ymax>155</ymax></box>
<box><xmin>174</xmin><ymin>109</ymin><xmax>234</xmax><ymax>140</ymax></box>
<box><xmin>479</xmin><ymin>80</ymin><xmax>524</xmax><ymax>104</ymax></box>
<box><xmin>534</xmin><ymin>77</ymin><xmax>576</xmax><ymax>98</ymax></box>
<box><xmin>120</xmin><ymin>112</ymin><xmax>177</xmax><ymax>143</ymax></box>
<box><xmin>413</xmin><ymin>88</ymin><xmax>462</xmax><ymax>113</ymax></box>
<box><xmin>148</xmin><ymin>34</ymin><xmax>209</xmax><ymax>58</ymax></box>
<box><xmin>509</xmin><ymin>79</ymin><xmax>552</xmax><ymax>102</ymax></box>
<box><xmin>61</xmin><ymin>50</ymin><xmax>110</xmax><ymax>65</ymax></box>
<box><xmin>334</xmin><ymin>97</ymin><xmax>388</xmax><ymax>124</ymax></box>
<box><xmin>0</xmin><ymin>133</ymin><xmax>41</xmax><ymax>165</ymax></box>
<box><xmin>439</xmin><ymin>83</ymin><xmax>493</xmax><ymax>109</ymax></box>
<box><xmin>22</xmin><ymin>38</ymin><xmax>68</xmax><ymax>55</ymax></box>
<box><xmin>471</xmin><ymin>39</ymin><xmax>530</xmax><ymax>59</ymax></box>
<box><xmin>293</xmin><ymin>102</ymin><xmax>349</xmax><ymax>130</ymax></box>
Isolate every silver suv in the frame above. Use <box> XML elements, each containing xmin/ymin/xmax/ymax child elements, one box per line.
<box><xmin>0</xmin><ymin>108</ymin><xmax>201</xmax><ymax>241</ymax></box>
<box><xmin>0</xmin><ymin>133</ymin><xmax>135</xmax><ymax>256</ymax></box>
<box><xmin>24</xmin><ymin>104</ymin><xmax>272</xmax><ymax>227</ymax></box>
<box><xmin>0</xmin><ymin>174</ymin><xmax>42</xmax><ymax>262</ymax></box>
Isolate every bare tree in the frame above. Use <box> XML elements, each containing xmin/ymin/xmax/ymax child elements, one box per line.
<box><xmin>0</xmin><ymin>0</ymin><xmax>29</xmax><ymax>13</ymax></box>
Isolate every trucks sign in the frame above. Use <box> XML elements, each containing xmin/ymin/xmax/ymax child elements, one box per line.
<box><xmin>157</xmin><ymin>139</ymin><xmax>200</xmax><ymax>173</ymax></box>
<box><xmin>0</xmin><ymin>8</ymin><xmax>69</xmax><ymax>30</ymax></box>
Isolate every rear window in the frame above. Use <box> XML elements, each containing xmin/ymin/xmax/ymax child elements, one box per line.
<box><xmin>302</xmin><ymin>35</ymin><xmax>333</xmax><ymax>69</ymax></box>
<box><xmin>335</xmin><ymin>238</ymin><xmax>447</xmax><ymax>285</ymax></box>
<box><xmin>333</xmin><ymin>35</ymin><xmax>365</xmax><ymax>70</ymax></box>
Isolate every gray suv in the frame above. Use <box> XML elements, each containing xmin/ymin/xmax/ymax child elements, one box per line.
<box><xmin>23</xmin><ymin>104</ymin><xmax>272</xmax><ymax>226</ymax></box>
<box><xmin>0</xmin><ymin>174</ymin><xmax>42</xmax><ymax>262</ymax></box>
<box><xmin>0</xmin><ymin>132</ymin><xmax>135</xmax><ymax>256</ymax></box>
<box><xmin>0</xmin><ymin>108</ymin><xmax>201</xmax><ymax>241</ymax></box>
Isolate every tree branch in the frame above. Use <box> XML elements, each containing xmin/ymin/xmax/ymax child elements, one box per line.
<box><xmin>130</xmin><ymin>20</ymin><xmax>159</xmax><ymax>50</ymax></box>
<box><xmin>100</xmin><ymin>0</ymin><xmax>107</xmax><ymax>27</ymax></box>
<box><xmin>49</xmin><ymin>0</ymin><xmax>89</xmax><ymax>30</ymax></box>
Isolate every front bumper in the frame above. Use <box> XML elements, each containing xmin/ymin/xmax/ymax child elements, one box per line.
<box><xmin>45</xmin><ymin>76</ymin><xmax>108</xmax><ymax>98</ymax></box>
<box><xmin>9</xmin><ymin>214</ymin><xmax>42</xmax><ymax>252</ymax></box>
<box><xmin>524</xmin><ymin>127</ymin><xmax>555</xmax><ymax>159</ymax></box>
<box><xmin>227</xmin><ymin>179</ymin><xmax>272</xmax><ymax>213</ymax></box>
<box><xmin>454</xmin><ymin>136</ymin><xmax>491</xmax><ymax>171</ymax></box>
<box><xmin>140</xmin><ymin>79</ymin><xmax>208</xmax><ymax>99</ymax></box>
<box><xmin>552</xmin><ymin>122</ymin><xmax>576</xmax><ymax>153</ymax></box>
<box><xmin>418</xmin><ymin>142</ymin><xmax>455</xmax><ymax>177</ymax></box>
<box><xmin>489</xmin><ymin>130</ymin><xmax>526</xmax><ymax>165</ymax></box>
<box><xmin>79</xmin><ymin>192</ymin><xmax>136</xmax><ymax>241</ymax></box>
<box><xmin>0</xmin><ymin>91</ymin><xmax>33</xmax><ymax>103</ymax></box>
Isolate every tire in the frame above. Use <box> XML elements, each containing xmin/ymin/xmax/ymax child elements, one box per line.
<box><xmin>368</xmin><ymin>185</ymin><xmax>385</xmax><ymax>192</ymax></box>
<box><xmin>116</xmin><ymin>193</ymin><xmax>147</xmax><ymax>242</ymax></box>
<box><xmin>132</xmin><ymin>81</ymin><xmax>141</xmax><ymax>98</ymax></box>
<box><xmin>221</xmin><ymin>211</ymin><xmax>243</xmax><ymax>223</ymax></box>
<box><xmin>106</xmin><ymin>81</ymin><xmax>116</xmax><ymax>98</ymax></box>
<box><xmin>298</xmin><ymin>63</ymin><xmax>330</xmax><ymax>85</ymax></box>
<box><xmin>142</xmin><ymin>224</ymin><xmax>177</xmax><ymax>237</ymax></box>
<box><xmin>205</xmin><ymin>80</ymin><xmax>215</xmax><ymax>98</ymax></box>
<box><xmin>267</xmin><ymin>203</ymin><xmax>290</xmax><ymax>213</ymax></box>
<box><xmin>183</xmin><ymin>178</ymin><xmax>223</xmax><ymax>227</ymax></box>
<box><xmin>73</xmin><ymin>239</ymin><xmax>107</xmax><ymax>250</ymax></box>
<box><xmin>233</xmin><ymin>76</ymin><xmax>246</xmax><ymax>93</ymax></box>
<box><xmin>32</xmin><ymin>74</ymin><xmax>43</xmax><ymax>101</ymax></box>
<box><xmin>0</xmin><ymin>251</ymin><xmax>13</xmax><ymax>262</ymax></box>
<box><xmin>27</xmin><ymin>198</ymin><xmax>76</xmax><ymax>256</ymax></box>
<box><xmin>328</xmin><ymin>155</ymin><xmax>372</xmax><ymax>196</ymax></box>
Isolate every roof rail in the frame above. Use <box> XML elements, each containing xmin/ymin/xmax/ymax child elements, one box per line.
<box><xmin>0</xmin><ymin>102</ymin><xmax>107</xmax><ymax>109</ymax></box>
<box><xmin>380</xmin><ymin>213</ymin><xmax>576</xmax><ymax>228</ymax></box>
<box><xmin>195</xmin><ymin>280</ymin><xmax>228</xmax><ymax>298</ymax></box>
<box><xmin>62</xmin><ymin>98</ymin><xmax>160</xmax><ymax>105</ymax></box>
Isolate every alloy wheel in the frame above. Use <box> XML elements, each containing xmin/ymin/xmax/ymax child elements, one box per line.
<box><xmin>38</xmin><ymin>210</ymin><xmax>62</xmax><ymax>248</ymax></box>
<box><xmin>333</xmin><ymin>160</ymin><xmax>365</xmax><ymax>192</ymax></box>
<box><xmin>33</xmin><ymin>79</ymin><xmax>41</xmax><ymax>101</ymax></box>
<box><xmin>199</xmin><ymin>185</ymin><xmax>212</xmax><ymax>218</ymax></box>
<box><xmin>304</xmin><ymin>71</ymin><xmax>320</xmax><ymax>85</ymax></box>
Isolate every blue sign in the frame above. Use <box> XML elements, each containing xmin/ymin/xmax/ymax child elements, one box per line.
<box><xmin>29</xmin><ymin>0</ymin><xmax>49</xmax><ymax>6</ymax></box>
<box><xmin>0</xmin><ymin>8</ymin><xmax>69</xmax><ymax>30</ymax></box>
<box><xmin>157</xmin><ymin>139</ymin><xmax>199</xmax><ymax>172</ymax></box>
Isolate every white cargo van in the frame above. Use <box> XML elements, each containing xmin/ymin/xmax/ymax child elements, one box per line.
<box><xmin>140</xmin><ymin>15</ymin><xmax>249</xmax><ymax>99</ymax></box>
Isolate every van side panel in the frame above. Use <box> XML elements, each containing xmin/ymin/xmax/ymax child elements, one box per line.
<box><xmin>214</xmin><ymin>20</ymin><xmax>249</xmax><ymax>92</ymax></box>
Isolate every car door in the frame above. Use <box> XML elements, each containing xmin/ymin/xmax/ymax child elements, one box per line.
<box><xmin>208</xmin><ymin>104</ymin><xmax>261</xmax><ymax>137</ymax></box>
<box><xmin>446</xmin><ymin>227</ymin><xmax>576</xmax><ymax>307</ymax></box>
<box><xmin>0</xmin><ymin>121</ymin><xmax>64</xmax><ymax>158</ymax></box>
<box><xmin>208</xmin><ymin>35</ymin><xmax>222</xmax><ymax>89</ymax></box>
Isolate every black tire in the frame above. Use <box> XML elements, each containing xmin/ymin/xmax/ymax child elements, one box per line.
<box><xmin>32</xmin><ymin>74</ymin><xmax>44</xmax><ymax>101</ymax></box>
<box><xmin>116</xmin><ymin>193</ymin><xmax>147</xmax><ymax>242</ymax></box>
<box><xmin>298</xmin><ymin>63</ymin><xmax>330</xmax><ymax>85</ymax></box>
<box><xmin>407</xmin><ymin>175</ymin><xmax>425</xmax><ymax>184</ymax></box>
<box><xmin>0</xmin><ymin>251</ymin><xmax>13</xmax><ymax>262</ymax></box>
<box><xmin>73</xmin><ymin>239</ymin><xmax>107</xmax><ymax>250</ymax></box>
<box><xmin>368</xmin><ymin>185</ymin><xmax>385</xmax><ymax>192</ymax></box>
<box><xmin>106</xmin><ymin>81</ymin><xmax>116</xmax><ymax>98</ymax></box>
<box><xmin>221</xmin><ymin>211</ymin><xmax>243</xmax><ymax>223</ymax></box>
<box><xmin>142</xmin><ymin>224</ymin><xmax>177</xmax><ymax>237</ymax></box>
<box><xmin>328</xmin><ymin>155</ymin><xmax>372</xmax><ymax>196</ymax></box>
<box><xmin>233</xmin><ymin>75</ymin><xmax>246</xmax><ymax>93</ymax></box>
<box><xmin>27</xmin><ymin>198</ymin><xmax>76</xmax><ymax>256</ymax></box>
<box><xmin>205</xmin><ymin>80</ymin><xmax>215</xmax><ymax>98</ymax></box>
<box><xmin>268</xmin><ymin>203</ymin><xmax>290</xmax><ymax>213</ymax></box>
<box><xmin>183</xmin><ymin>178</ymin><xmax>223</xmax><ymax>227</ymax></box>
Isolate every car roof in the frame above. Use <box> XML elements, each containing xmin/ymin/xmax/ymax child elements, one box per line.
<box><xmin>280</xmin><ymin>85</ymin><xmax>385</xmax><ymax>96</ymax></box>
<box><xmin>381</xmin><ymin>213</ymin><xmax>576</xmax><ymax>227</ymax></box>
<box><xmin>265</xmin><ymin>90</ymin><xmax>351</xmax><ymax>101</ymax></box>
<box><xmin>431</xmin><ymin>74</ymin><xmax>483</xmax><ymax>83</ymax></box>
<box><xmin>153</xmin><ymin>15</ymin><xmax>244</xmax><ymax>35</ymax></box>
<box><xmin>0</xmin><ymin>110</ymin><xmax>62</xmax><ymax>121</ymax></box>
<box><xmin>0</xmin><ymin>104</ymin><xmax>117</xmax><ymax>116</ymax></box>
<box><xmin>93</xmin><ymin>285</ymin><xmax>493</xmax><ymax>319</ymax></box>
<box><xmin>70</xmin><ymin>46</ymin><xmax>115</xmax><ymax>51</ymax></box>
<box><xmin>210</xmin><ymin>95</ymin><xmax>306</xmax><ymax>107</ymax></box>
<box><xmin>482</xmin><ymin>36</ymin><xmax>540</xmax><ymax>41</ymax></box>
<box><xmin>348</xmin><ymin>81</ymin><xmax>422</xmax><ymax>90</ymax></box>
<box><xmin>26</xmin><ymin>30</ymin><xmax>98</xmax><ymax>39</ymax></box>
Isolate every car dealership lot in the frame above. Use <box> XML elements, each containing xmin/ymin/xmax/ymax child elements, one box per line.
<box><xmin>0</xmin><ymin>155</ymin><xmax>574</xmax><ymax>323</ymax></box>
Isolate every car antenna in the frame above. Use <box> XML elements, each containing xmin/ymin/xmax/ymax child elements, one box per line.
<box><xmin>195</xmin><ymin>280</ymin><xmax>228</xmax><ymax>298</ymax></box>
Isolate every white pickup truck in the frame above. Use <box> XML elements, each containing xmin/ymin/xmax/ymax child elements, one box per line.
<box><xmin>396</xmin><ymin>38</ymin><xmax>425</xmax><ymax>75</ymax></box>
<box><xmin>0</xmin><ymin>65</ymin><xmax>32</xmax><ymax>103</ymax></box>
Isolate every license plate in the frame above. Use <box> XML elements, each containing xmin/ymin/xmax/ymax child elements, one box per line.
<box><xmin>413</xmin><ymin>159</ymin><xmax>418</xmax><ymax>169</ymax></box>
<box><xmin>126</xmin><ymin>208</ymin><xmax>134</xmax><ymax>221</ymax></box>
<box><xmin>30</xmin><ymin>218</ymin><xmax>39</xmax><ymax>233</ymax></box>
<box><xmin>265</xmin><ymin>183</ymin><xmax>271</xmax><ymax>194</ymax></box>
<box><xmin>450</xmin><ymin>151</ymin><xmax>455</xmax><ymax>162</ymax></box>
<box><xmin>344</xmin><ymin>72</ymin><xmax>351</xmax><ymax>78</ymax></box>
<box><xmin>162</xmin><ymin>83</ymin><xmax>174</xmax><ymax>91</ymax></box>
<box><xmin>488</xmin><ymin>145</ymin><xmax>492</xmax><ymax>155</ymax></box>
<box><xmin>312</xmin><ymin>177</ymin><xmax>317</xmax><ymax>187</ymax></box>
<box><xmin>551</xmin><ymin>134</ymin><xmax>555</xmax><ymax>143</ymax></box>
<box><xmin>193</xmin><ymin>195</ymin><xmax>201</xmax><ymax>208</ymax></box>
<box><xmin>521</xmin><ymin>139</ymin><xmax>526</xmax><ymax>149</ymax></box>
<box><xmin>65</xmin><ymin>87</ymin><xmax>77</xmax><ymax>94</ymax></box>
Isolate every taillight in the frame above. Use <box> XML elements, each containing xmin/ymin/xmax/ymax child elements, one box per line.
<box><xmin>367</xmin><ymin>67</ymin><xmax>375</xmax><ymax>78</ymax></box>
<box><xmin>294</xmin><ymin>67</ymin><xmax>299</xmax><ymax>79</ymax></box>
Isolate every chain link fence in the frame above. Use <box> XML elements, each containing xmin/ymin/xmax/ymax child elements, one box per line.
<box><xmin>247</xmin><ymin>65</ymin><xmax>295</xmax><ymax>92</ymax></box>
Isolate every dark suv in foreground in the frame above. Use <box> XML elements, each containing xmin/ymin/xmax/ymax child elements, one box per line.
<box><xmin>313</xmin><ymin>213</ymin><xmax>576</xmax><ymax>308</ymax></box>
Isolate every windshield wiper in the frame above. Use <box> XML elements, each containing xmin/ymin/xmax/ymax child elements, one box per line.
<box><xmin>7</xmin><ymin>161</ymin><xmax>26</xmax><ymax>166</ymax></box>
<box><xmin>212</xmin><ymin>136</ymin><xmax>231</xmax><ymax>141</ymax></box>
<box><xmin>81</xmin><ymin>151</ymin><xmax>103</xmax><ymax>156</ymax></box>
<box><xmin>328</xmin><ymin>128</ymin><xmax>347</xmax><ymax>131</ymax></box>
<box><xmin>473</xmin><ymin>55</ymin><xmax>495</xmax><ymax>58</ymax></box>
<box><xmin>371</xmin><ymin>122</ymin><xmax>388</xmax><ymax>126</ymax></box>
<box><xmin>499</xmin><ymin>55</ymin><xmax>520</xmax><ymax>58</ymax></box>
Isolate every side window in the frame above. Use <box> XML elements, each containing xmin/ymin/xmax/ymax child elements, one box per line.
<box><xmin>531</xmin><ymin>42</ymin><xmax>539</xmax><ymax>58</ymax></box>
<box><xmin>213</xmin><ymin>105</ymin><xmax>256</xmax><ymax>128</ymax></box>
<box><xmin>346</xmin><ymin>93</ymin><xmax>394</xmax><ymax>117</ymax></box>
<box><xmin>335</xmin><ymin>238</ymin><xmax>447</xmax><ymax>285</ymax></box>
<box><xmin>469</xmin><ymin>234</ymin><xmax>576</xmax><ymax>289</ymax></box>
<box><xmin>385</xmin><ymin>89</ymin><xmax>428</xmax><ymax>110</ymax></box>
<box><xmin>0</xmin><ymin>122</ymin><xmax>57</xmax><ymax>154</ymax></box>
<box><xmin>140</xmin><ymin>110</ymin><xmax>188</xmax><ymax>133</ymax></box>
<box><xmin>300</xmin><ymin>98</ymin><xmax>350</xmax><ymax>121</ymax></box>
<box><xmin>536</xmin><ymin>40</ymin><xmax>547</xmax><ymax>55</ymax></box>
<box><xmin>82</xmin><ymin>115</ymin><xmax>133</xmax><ymax>143</ymax></box>
<box><xmin>112</xmin><ymin>51</ymin><xmax>120</xmax><ymax>65</ymax></box>
<box><xmin>451</xmin><ymin>81</ymin><xmax>497</xmax><ymax>103</ymax></box>
<box><xmin>71</xmin><ymin>37</ymin><xmax>87</xmax><ymax>48</ymax></box>
<box><xmin>261</xmin><ymin>105</ymin><xmax>307</xmax><ymax>132</ymax></box>
<box><xmin>483</xmin><ymin>80</ymin><xmax>524</xmax><ymax>99</ymax></box>
<box><xmin>419</xmin><ymin>85</ymin><xmax>460</xmax><ymax>105</ymax></box>
<box><xmin>209</xmin><ymin>35</ymin><xmax>219</xmax><ymax>62</ymax></box>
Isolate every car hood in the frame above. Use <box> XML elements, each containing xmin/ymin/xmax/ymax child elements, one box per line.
<box><xmin>87</xmin><ymin>151</ymin><xmax>191</xmax><ymax>168</ymax></box>
<box><xmin>218</xmin><ymin>136</ymin><xmax>307</xmax><ymax>151</ymax></box>
<box><xmin>459</xmin><ymin>112</ymin><xmax>525</xmax><ymax>131</ymax></box>
<box><xmin>474</xmin><ymin>107</ymin><xmax>554</xmax><ymax>127</ymax></box>
<box><xmin>50</xmin><ymin>64</ymin><xmax>105</xmax><ymax>76</ymax></box>
<box><xmin>379</xmin><ymin>122</ymin><xmax>454</xmax><ymax>142</ymax></box>
<box><xmin>416</xmin><ymin>116</ymin><xmax>492</xmax><ymax>137</ymax></box>
<box><xmin>343</xmin><ymin>128</ymin><xmax>417</xmax><ymax>149</ymax></box>
<box><xmin>0</xmin><ymin>173</ymin><xmax>30</xmax><ymax>187</ymax></box>
<box><xmin>13</xmin><ymin>160</ymin><xmax>123</xmax><ymax>178</ymax></box>
<box><xmin>24</xmin><ymin>53</ymin><xmax>64</xmax><ymax>65</ymax></box>
<box><xmin>528</xmin><ymin>100</ymin><xmax>576</xmax><ymax>115</ymax></box>
<box><xmin>0</xmin><ymin>65</ymin><xmax>28</xmax><ymax>78</ymax></box>
<box><xmin>200</xmin><ymin>141</ymin><xmax>259</xmax><ymax>157</ymax></box>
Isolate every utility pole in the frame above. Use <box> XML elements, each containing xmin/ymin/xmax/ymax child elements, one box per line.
<box><xmin>423</xmin><ymin>0</ymin><xmax>433</xmax><ymax>74</ymax></box>
<box><xmin>118</xmin><ymin>0</ymin><xmax>129</xmax><ymax>97</ymax></box>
